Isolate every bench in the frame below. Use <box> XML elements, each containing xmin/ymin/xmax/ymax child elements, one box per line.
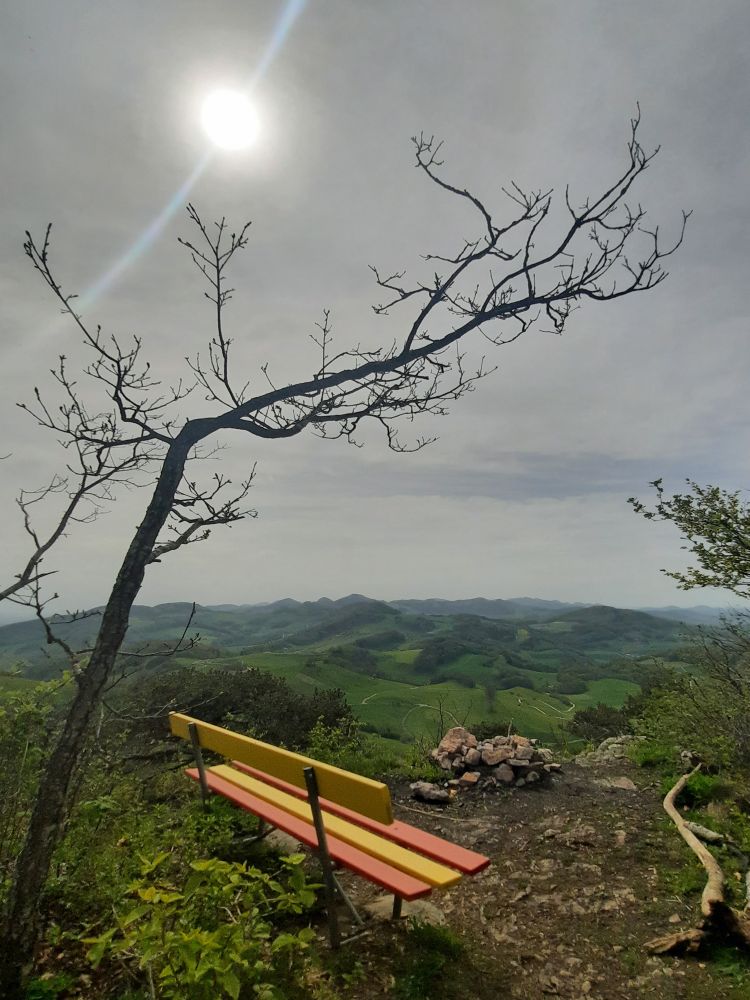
<box><xmin>169</xmin><ymin>712</ymin><xmax>490</xmax><ymax>946</ymax></box>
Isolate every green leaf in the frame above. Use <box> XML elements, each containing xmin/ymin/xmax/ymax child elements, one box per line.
<box><xmin>224</xmin><ymin>970</ymin><xmax>241</xmax><ymax>999</ymax></box>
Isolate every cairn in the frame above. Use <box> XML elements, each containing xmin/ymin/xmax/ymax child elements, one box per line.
<box><xmin>410</xmin><ymin>726</ymin><xmax>562</xmax><ymax>802</ymax></box>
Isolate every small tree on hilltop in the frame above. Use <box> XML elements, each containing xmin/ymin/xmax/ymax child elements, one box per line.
<box><xmin>629</xmin><ymin>479</ymin><xmax>750</xmax><ymax>598</ymax></box>
<box><xmin>630</xmin><ymin>482</ymin><xmax>750</xmax><ymax>952</ymax></box>
<box><xmin>0</xmin><ymin>114</ymin><xmax>686</xmax><ymax>994</ymax></box>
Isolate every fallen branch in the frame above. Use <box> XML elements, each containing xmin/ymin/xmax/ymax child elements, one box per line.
<box><xmin>684</xmin><ymin>820</ymin><xmax>725</xmax><ymax>845</ymax></box>
<box><xmin>646</xmin><ymin>766</ymin><xmax>750</xmax><ymax>955</ymax></box>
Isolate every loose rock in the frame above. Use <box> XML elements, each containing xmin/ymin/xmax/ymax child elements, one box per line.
<box><xmin>410</xmin><ymin>781</ymin><xmax>451</xmax><ymax>803</ymax></box>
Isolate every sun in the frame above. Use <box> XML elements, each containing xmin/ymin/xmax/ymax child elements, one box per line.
<box><xmin>201</xmin><ymin>89</ymin><xmax>260</xmax><ymax>151</ymax></box>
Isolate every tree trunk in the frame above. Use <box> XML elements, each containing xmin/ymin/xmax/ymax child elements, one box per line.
<box><xmin>0</xmin><ymin>437</ymin><xmax>193</xmax><ymax>998</ymax></box>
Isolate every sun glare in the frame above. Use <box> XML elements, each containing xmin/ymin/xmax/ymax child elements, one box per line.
<box><xmin>201</xmin><ymin>89</ymin><xmax>260</xmax><ymax>150</ymax></box>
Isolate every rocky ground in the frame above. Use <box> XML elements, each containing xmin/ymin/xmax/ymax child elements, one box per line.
<box><xmin>319</xmin><ymin>750</ymin><xmax>750</xmax><ymax>999</ymax></box>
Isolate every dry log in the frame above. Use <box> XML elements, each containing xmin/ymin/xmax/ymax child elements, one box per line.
<box><xmin>645</xmin><ymin>765</ymin><xmax>750</xmax><ymax>955</ymax></box>
<box><xmin>646</xmin><ymin>927</ymin><xmax>706</xmax><ymax>955</ymax></box>
<box><xmin>684</xmin><ymin>821</ymin><xmax>724</xmax><ymax>845</ymax></box>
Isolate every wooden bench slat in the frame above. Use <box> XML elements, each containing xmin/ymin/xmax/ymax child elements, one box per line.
<box><xmin>231</xmin><ymin>761</ymin><xmax>490</xmax><ymax>875</ymax></box>
<box><xmin>212</xmin><ymin>764</ymin><xmax>462</xmax><ymax>889</ymax></box>
<box><xmin>171</xmin><ymin>713</ymin><xmax>392</xmax><ymax>825</ymax></box>
<box><xmin>185</xmin><ymin>768</ymin><xmax>431</xmax><ymax>901</ymax></box>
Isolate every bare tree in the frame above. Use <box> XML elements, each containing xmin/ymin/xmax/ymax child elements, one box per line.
<box><xmin>0</xmin><ymin>114</ymin><xmax>687</xmax><ymax>994</ymax></box>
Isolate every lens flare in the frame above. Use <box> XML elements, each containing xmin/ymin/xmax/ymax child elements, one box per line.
<box><xmin>70</xmin><ymin>0</ymin><xmax>307</xmax><ymax>319</ymax></box>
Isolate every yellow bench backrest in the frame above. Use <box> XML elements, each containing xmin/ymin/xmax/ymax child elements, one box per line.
<box><xmin>169</xmin><ymin>712</ymin><xmax>393</xmax><ymax>825</ymax></box>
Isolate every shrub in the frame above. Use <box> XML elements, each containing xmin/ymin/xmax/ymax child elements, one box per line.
<box><xmin>354</xmin><ymin>630</ymin><xmax>405</xmax><ymax>651</ymax></box>
<box><xmin>555</xmin><ymin>669</ymin><xmax>587</xmax><ymax>694</ymax></box>
<box><xmin>0</xmin><ymin>680</ymin><xmax>63</xmax><ymax>902</ymax></box>
<box><xmin>303</xmin><ymin>718</ymin><xmax>368</xmax><ymax>773</ymax></box>
<box><xmin>413</xmin><ymin>638</ymin><xmax>468</xmax><ymax>674</ymax></box>
<box><xmin>46</xmin><ymin>787</ymin><xmax>262</xmax><ymax>924</ymax></box>
<box><xmin>628</xmin><ymin>739</ymin><xmax>678</xmax><ymax>769</ymax></box>
<box><xmin>321</xmin><ymin>645</ymin><xmax>378</xmax><ymax>673</ymax></box>
<box><xmin>631</xmin><ymin>618</ymin><xmax>750</xmax><ymax>778</ymax></box>
<box><xmin>567</xmin><ymin>703</ymin><xmax>632</xmax><ymax>743</ymax></box>
<box><xmin>86</xmin><ymin>853</ymin><xmax>318</xmax><ymax>1000</ymax></box>
<box><xmin>495</xmin><ymin>671</ymin><xmax>535</xmax><ymax>690</ymax></box>
<box><xmin>112</xmin><ymin>667</ymin><xmax>355</xmax><ymax>758</ymax></box>
<box><xmin>668</xmin><ymin>771</ymin><xmax>735</xmax><ymax>808</ymax></box>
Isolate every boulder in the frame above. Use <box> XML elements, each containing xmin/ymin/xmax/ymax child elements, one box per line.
<box><xmin>464</xmin><ymin>747</ymin><xmax>482</xmax><ymax>766</ymax></box>
<box><xmin>575</xmin><ymin>734</ymin><xmax>643</xmax><ymax>766</ymax></box>
<box><xmin>410</xmin><ymin>781</ymin><xmax>451</xmax><ymax>803</ymax></box>
<box><xmin>437</xmin><ymin>726</ymin><xmax>475</xmax><ymax>755</ymax></box>
<box><xmin>494</xmin><ymin>763</ymin><xmax>515</xmax><ymax>785</ymax></box>
<box><xmin>609</xmin><ymin>776</ymin><xmax>638</xmax><ymax>791</ymax></box>
<box><xmin>482</xmin><ymin>746</ymin><xmax>514</xmax><ymax>766</ymax></box>
<box><xmin>458</xmin><ymin>771</ymin><xmax>481</xmax><ymax>788</ymax></box>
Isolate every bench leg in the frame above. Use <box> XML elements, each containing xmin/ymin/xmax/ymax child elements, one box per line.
<box><xmin>304</xmin><ymin>766</ymin><xmax>341</xmax><ymax>948</ymax></box>
<box><xmin>188</xmin><ymin>722</ymin><xmax>210</xmax><ymax>810</ymax></box>
<box><xmin>241</xmin><ymin>818</ymin><xmax>275</xmax><ymax>845</ymax></box>
<box><xmin>332</xmin><ymin>873</ymin><xmax>365</xmax><ymax>927</ymax></box>
<box><xmin>392</xmin><ymin>895</ymin><xmax>403</xmax><ymax>920</ymax></box>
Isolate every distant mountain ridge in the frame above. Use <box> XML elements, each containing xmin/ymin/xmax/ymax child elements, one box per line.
<box><xmin>389</xmin><ymin>596</ymin><xmax>588</xmax><ymax>621</ymax></box>
<box><xmin>0</xmin><ymin>591</ymin><xmax>729</xmax><ymax>677</ymax></box>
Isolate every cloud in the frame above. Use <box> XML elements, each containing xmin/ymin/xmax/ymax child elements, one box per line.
<box><xmin>2</xmin><ymin>0</ymin><xmax>749</xmax><ymax>612</ymax></box>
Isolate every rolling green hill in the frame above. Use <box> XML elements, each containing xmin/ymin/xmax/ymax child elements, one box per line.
<box><xmin>0</xmin><ymin>596</ymin><xmax>690</xmax><ymax>741</ymax></box>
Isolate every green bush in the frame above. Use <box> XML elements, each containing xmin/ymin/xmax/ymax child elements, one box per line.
<box><xmin>630</xmin><ymin>619</ymin><xmax>750</xmax><ymax>779</ymax></box>
<box><xmin>112</xmin><ymin>666</ymin><xmax>354</xmax><ymax>759</ymax></box>
<box><xmin>555</xmin><ymin>677</ymin><xmax>587</xmax><ymax>695</ymax></box>
<box><xmin>668</xmin><ymin>771</ymin><xmax>735</xmax><ymax>809</ymax></box>
<box><xmin>567</xmin><ymin>702</ymin><xmax>632</xmax><ymax>743</ymax></box>
<box><xmin>47</xmin><ymin>786</ymin><xmax>261</xmax><ymax>924</ymax></box>
<box><xmin>24</xmin><ymin>973</ymin><xmax>75</xmax><ymax>999</ymax></box>
<box><xmin>628</xmin><ymin>739</ymin><xmax>677</xmax><ymax>769</ymax></box>
<box><xmin>354</xmin><ymin>630</ymin><xmax>405</xmax><ymax>651</ymax></box>
<box><xmin>0</xmin><ymin>679</ymin><xmax>64</xmax><ymax>903</ymax></box>
<box><xmin>413</xmin><ymin>638</ymin><xmax>469</xmax><ymax>674</ymax></box>
<box><xmin>495</xmin><ymin>671</ymin><xmax>535</xmax><ymax>690</ymax></box>
<box><xmin>86</xmin><ymin>853</ymin><xmax>318</xmax><ymax>1000</ymax></box>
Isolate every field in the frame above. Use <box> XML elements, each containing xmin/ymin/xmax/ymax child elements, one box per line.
<box><xmin>0</xmin><ymin>674</ymin><xmax>37</xmax><ymax>697</ymax></box>
<box><xmin>0</xmin><ymin>599</ymin><xmax>685</xmax><ymax>746</ymax></box>
<box><xmin>184</xmin><ymin>650</ymin><xmax>639</xmax><ymax>745</ymax></box>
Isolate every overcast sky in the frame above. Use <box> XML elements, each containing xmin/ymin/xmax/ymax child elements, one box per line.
<box><xmin>1</xmin><ymin>1</ymin><xmax>749</xmax><ymax>619</ymax></box>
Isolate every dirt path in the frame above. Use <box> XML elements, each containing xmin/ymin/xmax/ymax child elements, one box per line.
<box><xmin>333</xmin><ymin>760</ymin><xmax>745</xmax><ymax>999</ymax></box>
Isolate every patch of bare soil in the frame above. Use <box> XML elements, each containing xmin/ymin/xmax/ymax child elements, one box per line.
<box><xmin>331</xmin><ymin>761</ymin><xmax>745</xmax><ymax>999</ymax></box>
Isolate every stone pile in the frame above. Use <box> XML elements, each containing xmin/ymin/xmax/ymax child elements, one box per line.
<box><xmin>574</xmin><ymin>734</ymin><xmax>643</xmax><ymax>767</ymax></box>
<box><xmin>411</xmin><ymin>726</ymin><xmax>562</xmax><ymax>802</ymax></box>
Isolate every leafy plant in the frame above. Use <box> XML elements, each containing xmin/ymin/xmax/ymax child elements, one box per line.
<box><xmin>673</xmin><ymin>771</ymin><xmax>734</xmax><ymax>809</ymax></box>
<box><xmin>23</xmin><ymin>973</ymin><xmax>75</xmax><ymax>999</ymax></box>
<box><xmin>304</xmin><ymin>718</ymin><xmax>367</xmax><ymax>772</ymax></box>
<box><xmin>628</xmin><ymin>739</ymin><xmax>678</xmax><ymax>769</ymax></box>
<box><xmin>86</xmin><ymin>853</ymin><xmax>318</xmax><ymax>999</ymax></box>
<box><xmin>0</xmin><ymin>680</ymin><xmax>63</xmax><ymax>903</ymax></box>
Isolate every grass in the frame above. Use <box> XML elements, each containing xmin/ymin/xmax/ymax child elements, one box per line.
<box><xmin>393</xmin><ymin>921</ymin><xmax>464</xmax><ymax>1000</ymax></box>
<box><xmin>188</xmin><ymin>649</ymin><xmax>638</xmax><ymax>746</ymax></box>
<box><xmin>0</xmin><ymin>673</ymin><xmax>37</xmax><ymax>698</ymax></box>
